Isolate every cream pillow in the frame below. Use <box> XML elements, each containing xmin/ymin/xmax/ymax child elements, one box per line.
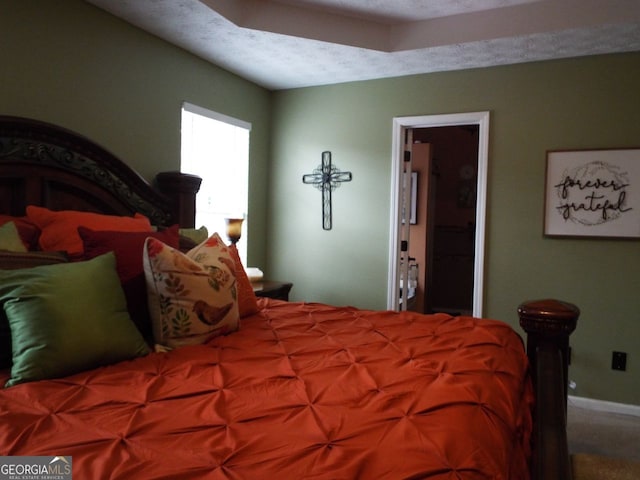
<box><xmin>143</xmin><ymin>233</ymin><xmax>240</xmax><ymax>348</ymax></box>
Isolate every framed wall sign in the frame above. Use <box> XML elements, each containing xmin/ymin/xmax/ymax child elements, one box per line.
<box><xmin>544</xmin><ymin>148</ymin><xmax>640</xmax><ymax>238</ymax></box>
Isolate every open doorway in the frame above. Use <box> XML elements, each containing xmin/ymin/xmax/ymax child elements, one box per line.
<box><xmin>387</xmin><ymin>112</ymin><xmax>490</xmax><ymax>317</ymax></box>
<box><xmin>410</xmin><ymin>126</ymin><xmax>478</xmax><ymax>315</ymax></box>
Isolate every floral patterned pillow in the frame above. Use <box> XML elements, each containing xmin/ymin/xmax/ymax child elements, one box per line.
<box><xmin>143</xmin><ymin>233</ymin><xmax>240</xmax><ymax>348</ymax></box>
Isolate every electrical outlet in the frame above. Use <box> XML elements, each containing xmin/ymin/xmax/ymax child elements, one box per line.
<box><xmin>612</xmin><ymin>351</ymin><xmax>627</xmax><ymax>371</ymax></box>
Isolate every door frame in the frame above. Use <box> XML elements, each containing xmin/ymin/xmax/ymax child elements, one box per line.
<box><xmin>387</xmin><ymin>111</ymin><xmax>490</xmax><ymax>316</ymax></box>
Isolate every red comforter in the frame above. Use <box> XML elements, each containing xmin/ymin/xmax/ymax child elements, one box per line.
<box><xmin>0</xmin><ymin>300</ymin><xmax>533</xmax><ymax>479</ymax></box>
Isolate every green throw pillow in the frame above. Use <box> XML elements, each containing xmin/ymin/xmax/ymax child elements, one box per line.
<box><xmin>179</xmin><ymin>226</ymin><xmax>209</xmax><ymax>244</ymax></box>
<box><xmin>0</xmin><ymin>252</ymin><xmax>150</xmax><ymax>387</ymax></box>
<box><xmin>0</xmin><ymin>222</ymin><xmax>28</xmax><ymax>252</ymax></box>
<box><xmin>0</xmin><ymin>251</ymin><xmax>70</xmax><ymax>369</ymax></box>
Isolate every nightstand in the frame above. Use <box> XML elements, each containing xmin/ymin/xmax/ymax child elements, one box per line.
<box><xmin>253</xmin><ymin>281</ymin><xmax>293</xmax><ymax>301</ymax></box>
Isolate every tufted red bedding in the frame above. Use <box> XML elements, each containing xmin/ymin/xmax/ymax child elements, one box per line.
<box><xmin>0</xmin><ymin>299</ymin><xmax>533</xmax><ymax>479</ymax></box>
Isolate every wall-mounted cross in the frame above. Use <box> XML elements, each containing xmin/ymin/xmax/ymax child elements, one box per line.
<box><xmin>302</xmin><ymin>151</ymin><xmax>352</xmax><ymax>230</ymax></box>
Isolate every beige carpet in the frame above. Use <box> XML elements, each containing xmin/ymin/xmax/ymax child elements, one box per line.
<box><xmin>567</xmin><ymin>403</ymin><xmax>640</xmax><ymax>462</ymax></box>
<box><xmin>572</xmin><ymin>453</ymin><xmax>640</xmax><ymax>480</ymax></box>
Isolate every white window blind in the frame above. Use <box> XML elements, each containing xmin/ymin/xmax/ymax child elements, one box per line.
<box><xmin>180</xmin><ymin>103</ymin><xmax>251</xmax><ymax>263</ymax></box>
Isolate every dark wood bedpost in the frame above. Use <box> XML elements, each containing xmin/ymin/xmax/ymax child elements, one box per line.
<box><xmin>518</xmin><ymin>299</ymin><xmax>579</xmax><ymax>403</ymax></box>
<box><xmin>518</xmin><ymin>299</ymin><xmax>579</xmax><ymax>480</ymax></box>
<box><xmin>155</xmin><ymin>171</ymin><xmax>202</xmax><ymax>228</ymax></box>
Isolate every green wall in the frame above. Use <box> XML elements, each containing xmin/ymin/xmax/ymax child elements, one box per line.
<box><xmin>270</xmin><ymin>53</ymin><xmax>640</xmax><ymax>405</ymax></box>
<box><xmin>0</xmin><ymin>0</ymin><xmax>272</xmax><ymax>267</ymax></box>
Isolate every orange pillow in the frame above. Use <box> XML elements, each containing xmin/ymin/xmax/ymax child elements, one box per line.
<box><xmin>228</xmin><ymin>244</ymin><xmax>260</xmax><ymax>318</ymax></box>
<box><xmin>26</xmin><ymin>206</ymin><xmax>152</xmax><ymax>257</ymax></box>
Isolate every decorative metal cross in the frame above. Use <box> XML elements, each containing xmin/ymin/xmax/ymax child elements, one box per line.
<box><xmin>302</xmin><ymin>151</ymin><xmax>352</xmax><ymax>230</ymax></box>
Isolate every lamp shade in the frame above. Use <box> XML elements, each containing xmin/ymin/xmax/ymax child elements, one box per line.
<box><xmin>225</xmin><ymin>217</ymin><xmax>244</xmax><ymax>245</ymax></box>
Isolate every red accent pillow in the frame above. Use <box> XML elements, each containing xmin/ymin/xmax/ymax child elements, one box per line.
<box><xmin>228</xmin><ymin>245</ymin><xmax>260</xmax><ymax>318</ymax></box>
<box><xmin>0</xmin><ymin>215</ymin><xmax>40</xmax><ymax>250</ymax></box>
<box><xmin>26</xmin><ymin>206</ymin><xmax>153</xmax><ymax>257</ymax></box>
<box><xmin>79</xmin><ymin>225</ymin><xmax>180</xmax><ymax>341</ymax></box>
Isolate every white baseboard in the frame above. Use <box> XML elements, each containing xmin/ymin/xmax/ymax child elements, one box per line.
<box><xmin>568</xmin><ymin>395</ymin><xmax>640</xmax><ymax>418</ymax></box>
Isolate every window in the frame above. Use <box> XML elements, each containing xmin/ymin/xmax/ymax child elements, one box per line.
<box><xmin>180</xmin><ymin>102</ymin><xmax>251</xmax><ymax>263</ymax></box>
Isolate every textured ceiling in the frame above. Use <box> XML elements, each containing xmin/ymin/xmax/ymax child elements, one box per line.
<box><xmin>85</xmin><ymin>0</ymin><xmax>640</xmax><ymax>90</ymax></box>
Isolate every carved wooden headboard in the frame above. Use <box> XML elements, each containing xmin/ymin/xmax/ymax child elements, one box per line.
<box><xmin>0</xmin><ymin>115</ymin><xmax>201</xmax><ymax>227</ymax></box>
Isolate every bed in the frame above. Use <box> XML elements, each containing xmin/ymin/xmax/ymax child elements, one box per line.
<box><xmin>0</xmin><ymin>116</ymin><xmax>578</xmax><ymax>479</ymax></box>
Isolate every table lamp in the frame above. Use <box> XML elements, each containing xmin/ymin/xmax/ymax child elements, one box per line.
<box><xmin>225</xmin><ymin>217</ymin><xmax>244</xmax><ymax>245</ymax></box>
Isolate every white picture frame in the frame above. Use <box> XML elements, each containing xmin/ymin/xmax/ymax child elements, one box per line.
<box><xmin>544</xmin><ymin>148</ymin><xmax>640</xmax><ymax>238</ymax></box>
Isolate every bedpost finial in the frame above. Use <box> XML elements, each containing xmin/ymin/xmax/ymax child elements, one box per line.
<box><xmin>517</xmin><ymin>299</ymin><xmax>579</xmax><ymax>336</ymax></box>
